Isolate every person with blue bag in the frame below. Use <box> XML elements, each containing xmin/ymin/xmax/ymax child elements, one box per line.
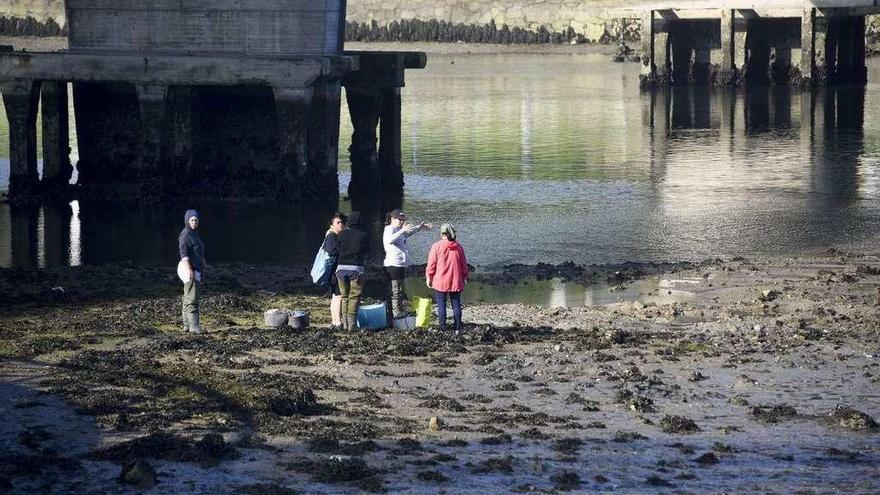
<box><xmin>335</xmin><ymin>211</ymin><xmax>370</xmax><ymax>331</ymax></box>
<box><xmin>315</xmin><ymin>212</ymin><xmax>347</xmax><ymax>331</ymax></box>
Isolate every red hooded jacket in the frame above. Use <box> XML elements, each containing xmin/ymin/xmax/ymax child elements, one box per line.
<box><xmin>426</xmin><ymin>239</ymin><xmax>468</xmax><ymax>292</ymax></box>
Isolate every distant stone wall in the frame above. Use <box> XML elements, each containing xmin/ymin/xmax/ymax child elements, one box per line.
<box><xmin>346</xmin><ymin>0</ymin><xmax>637</xmax><ymax>43</ymax></box>
<box><xmin>0</xmin><ymin>0</ymin><xmax>879</xmax><ymax>47</ymax></box>
<box><xmin>0</xmin><ymin>0</ymin><xmax>66</xmax><ymax>36</ymax></box>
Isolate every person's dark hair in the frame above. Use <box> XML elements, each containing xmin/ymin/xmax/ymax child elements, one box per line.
<box><xmin>384</xmin><ymin>211</ymin><xmax>393</xmax><ymax>226</ymax></box>
<box><xmin>330</xmin><ymin>212</ymin><xmax>347</xmax><ymax>227</ymax></box>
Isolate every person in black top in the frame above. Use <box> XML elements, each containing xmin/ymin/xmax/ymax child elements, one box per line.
<box><xmin>178</xmin><ymin>209</ymin><xmax>206</xmax><ymax>334</ymax></box>
<box><xmin>335</xmin><ymin>211</ymin><xmax>370</xmax><ymax>331</ymax></box>
<box><xmin>323</xmin><ymin>212</ymin><xmax>347</xmax><ymax>331</ymax></box>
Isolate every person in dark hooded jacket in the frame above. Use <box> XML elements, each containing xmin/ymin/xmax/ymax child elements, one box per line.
<box><xmin>335</xmin><ymin>211</ymin><xmax>370</xmax><ymax>330</ymax></box>
<box><xmin>178</xmin><ymin>209</ymin><xmax>206</xmax><ymax>334</ymax></box>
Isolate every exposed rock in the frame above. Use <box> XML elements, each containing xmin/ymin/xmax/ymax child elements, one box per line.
<box><xmin>659</xmin><ymin>415</ymin><xmax>700</xmax><ymax>434</ymax></box>
<box><xmin>826</xmin><ymin>406</ymin><xmax>879</xmax><ymax>431</ymax></box>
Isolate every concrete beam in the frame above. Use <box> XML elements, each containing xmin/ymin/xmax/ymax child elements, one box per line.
<box><xmin>0</xmin><ymin>51</ymin><xmax>354</xmax><ymax>88</ymax></box>
<box><xmin>343</xmin><ymin>51</ymin><xmax>427</xmax><ymax>89</ymax></box>
<box><xmin>1</xmin><ymin>79</ymin><xmax>41</xmax><ymax>199</ymax></box>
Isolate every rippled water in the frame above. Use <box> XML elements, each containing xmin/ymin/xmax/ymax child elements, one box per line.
<box><xmin>2</xmin><ymin>54</ymin><xmax>880</xmax><ymax>269</ymax></box>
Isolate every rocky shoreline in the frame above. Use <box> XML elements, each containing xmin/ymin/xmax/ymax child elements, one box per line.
<box><xmin>1</xmin><ymin>251</ymin><xmax>879</xmax><ymax>493</ymax></box>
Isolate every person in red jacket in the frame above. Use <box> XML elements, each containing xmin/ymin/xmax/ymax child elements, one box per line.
<box><xmin>426</xmin><ymin>223</ymin><xmax>469</xmax><ymax>333</ymax></box>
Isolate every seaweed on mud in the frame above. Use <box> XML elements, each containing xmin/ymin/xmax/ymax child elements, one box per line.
<box><xmin>659</xmin><ymin>415</ymin><xmax>700</xmax><ymax>434</ymax></box>
<box><xmin>470</xmin><ymin>456</ymin><xmax>514</xmax><ymax>474</ymax></box>
<box><xmin>416</xmin><ymin>470</ymin><xmax>449</xmax><ymax>482</ymax></box>
<box><xmin>614</xmin><ymin>389</ymin><xmax>656</xmax><ymax>413</ymax></box>
<box><xmin>472</xmin><ymin>352</ymin><xmax>498</xmax><ymax>365</ymax></box>
<box><xmin>286</xmin><ymin>455</ymin><xmax>380</xmax><ymax>486</ymax></box>
<box><xmin>521</xmin><ymin>427</ymin><xmax>550</xmax><ymax>440</ymax></box>
<box><xmin>461</xmin><ymin>393</ymin><xmax>493</xmax><ymax>403</ymax></box>
<box><xmin>550</xmin><ymin>470</ymin><xmax>582</xmax><ymax>491</ymax></box>
<box><xmin>418</xmin><ymin>395</ymin><xmax>465</xmax><ymax>412</ymax></box>
<box><xmin>308</xmin><ymin>438</ymin><xmax>381</xmax><ymax>456</ymax></box>
<box><xmin>91</xmin><ymin>432</ymin><xmax>239</xmax><ymax>467</ymax></box>
<box><xmin>612</xmin><ymin>431</ymin><xmax>648</xmax><ymax>443</ymax></box>
<box><xmin>693</xmin><ymin>452</ymin><xmax>719</xmax><ymax>465</ymax></box>
<box><xmin>493</xmin><ymin>382</ymin><xmax>519</xmax><ymax>392</ymax></box>
<box><xmin>750</xmin><ymin>404</ymin><xmax>799</xmax><ymax>424</ymax></box>
<box><xmin>551</xmin><ymin>438</ymin><xmax>583</xmax><ymax>455</ymax></box>
<box><xmin>480</xmin><ymin>434</ymin><xmax>512</xmax><ymax>445</ymax></box>
<box><xmin>0</xmin><ymin>450</ymin><xmax>82</xmax><ymax>480</ymax></box>
<box><xmin>234</xmin><ymin>483</ymin><xmax>299</xmax><ymax>495</ymax></box>
<box><xmin>439</xmin><ymin>439</ymin><xmax>468</xmax><ymax>448</ymax></box>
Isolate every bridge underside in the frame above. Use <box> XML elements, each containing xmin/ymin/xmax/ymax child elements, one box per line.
<box><xmin>639</xmin><ymin>7</ymin><xmax>877</xmax><ymax>87</ymax></box>
<box><xmin>0</xmin><ymin>49</ymin><xmax>425</xmax><ymax>204</ymax></box>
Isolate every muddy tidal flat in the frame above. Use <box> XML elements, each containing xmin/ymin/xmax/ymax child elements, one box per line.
<box><xmin>1</xmin><ymin>251</ymin><xmax>879</xmax><ymax>494</ymax></box>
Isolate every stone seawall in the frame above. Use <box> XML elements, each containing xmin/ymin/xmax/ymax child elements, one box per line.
<box><xmin>0</xmin><ymin>0</ymin><xmax>879</xmax><ymax>46</ymax></box>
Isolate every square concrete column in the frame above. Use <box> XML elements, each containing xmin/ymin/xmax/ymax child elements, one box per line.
<box><xmin>274</xmin><ymin>86</ymin><xmax>313</xmax><ymax>199</ymax></box>
<box><xmin>640</xmin><ymin>11</ymin><xmax>670</xmax><ymax>86</ymax></box>
<box><xmin>167</xmin><ymin>86</ymin><xmax>195</xmax><ymax>178</ymax></box>
<box><xmin>721</xmin><ymin>10</ymin><xmax>735</xmax><ymax>73</ymax></box>
<box><xmin>801</xmin><ymin>9</ymin><xmax>830</xmax><ymax>84</ymax></box>
<box><xmin>1</xmin><ymin>80</ymin><xmax>41</xmax><ymax>199</ymax></box>
<box><xmin>40</xmin><ymin>81</ymin><xmax>73</xmax><ymax>188</ymax></box>
<box><xmin>344</xmin><ymin>83</ymin><xmax>382</xmax><ymax>199</ymax></box>
<box><xmin>135</xmin><ymin>84</ymin><xmax>169</xmax><ymax>180</ymax></box>
<box><xmin>308</xmin><ymin>81</ymin><xmax>343</xmax><ymax>198</ymax></box>
<box><xmin>378</xmin><ymin>87</ymin><xmax>403</xmax><ymax>196</ymax></box>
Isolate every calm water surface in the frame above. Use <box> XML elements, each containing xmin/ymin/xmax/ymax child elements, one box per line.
<box><xmin>2</xmin><ymin>53</ymin><xmax>880</xmax><ymax>271</ymax></box>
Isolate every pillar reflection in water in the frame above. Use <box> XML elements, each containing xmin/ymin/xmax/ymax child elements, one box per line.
<box><xmin>644</xmin><ymin>84</ymin><xmax>865</xmax><ymax>251</ymax></box>
<box><xmin>1</xmin><ymin>202</ymin><xmax>76</xmax><ymax>268</ymax></box>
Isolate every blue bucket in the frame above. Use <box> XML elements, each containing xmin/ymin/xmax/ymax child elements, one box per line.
<box><xmin>357</xmin><ymin>303</ymin><xmax>389</xmax><ymax>330</ymax></box>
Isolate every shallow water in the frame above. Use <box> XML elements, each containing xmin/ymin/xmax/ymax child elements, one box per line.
<box><xmin>361</xmin><ymin>276</ymin><xmax>695</xmax><ymax>308</ymax></box>
<box><xmin>2</xmin><ymin>55</ymin><xmax>880</xmax><ymax>272</ymax></box>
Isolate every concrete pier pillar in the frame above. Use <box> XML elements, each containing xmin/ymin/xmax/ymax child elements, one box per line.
<box><xmin>168</xmin><ymin>86</ymin><xmax>195</xmax><ymax>179</ymax></box>
<box><xmin>378</xmin><ymin>87</ymin><xmax>403</xmax><ymax>196</ymax></box>
<box><xmin>135</xmin><ymin>84</ymin><xmax>169</xmax><ymax>181</ymax></box>
<box><xmin>1</xmin><ymin>80</ymin><xmax>41</xmax><ymax>199</ymax></box>
<box><xmin>40</xmin><ymin>81</ymin><xmax>72</xmax><ymax>188</ymax></box>
<box><xmin>836</xmin><ymin>16</ymin><xmax>867</xmax><ymax>84</ymax></box>
<box><xmin>308</xmin><ymin>81</ymin><xmax>343</xmax><ymax>198</ymax></box>
<box><xmin>640</xmin><ymin>11</ymin><xmax>670</xmax><ymax>86</ymax></box>
<box><xmin>274</xmin><ymin>86</ymin><xmax>313</xmax><ymax>199</ymax></box>
<box><xmin>345</xmin><ymin>83</ymin><xmax>382</xmax><ymax>198</ymax></box>
<box><xmin>802</xmin><ymin>9</ymin><xmax>831</xmax><ymax>85</ymax></box>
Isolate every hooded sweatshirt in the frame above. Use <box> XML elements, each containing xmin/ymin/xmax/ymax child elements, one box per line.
<box><xmin>178</xmin><ymin>210</ymin><xmax>206</xmax><ymax>274</ymax></box>
<box><xmin>426</xmin><ymin>238</ymin><xmax>468</xmax><ymax>292</ymax></box>
<box><xmin>383</xmin><ymin>224</ymin><xmax>420</xmax><ymax>267</ymax></box>
<box><xmin>336</xmin><ymin>211</ymin><xmax>370</xmax><ymax>270</ymax></box>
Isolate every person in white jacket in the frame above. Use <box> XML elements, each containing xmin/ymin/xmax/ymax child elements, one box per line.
<box><xmin>383</xmin><ymin>209</ymin><xmax>432</xmax><ymax>319</ymax></box>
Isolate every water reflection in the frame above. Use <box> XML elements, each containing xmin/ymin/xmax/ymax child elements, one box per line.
<box><xmin>2</xmin><ymin>55</ymin><xmax>879</xmax><ymax>268</ymax></box>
